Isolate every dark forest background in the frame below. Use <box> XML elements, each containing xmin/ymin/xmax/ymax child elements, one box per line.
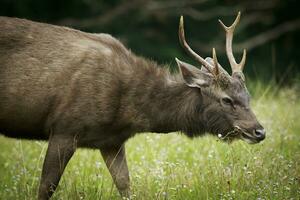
<box><xmin>1</xmin><ymin>0</ymin><xmax>299</xmax><ymax>84</ymax></box>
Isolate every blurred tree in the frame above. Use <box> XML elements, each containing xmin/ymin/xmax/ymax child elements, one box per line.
<box><xmin>0</xmin><ymin>0</ymin><xmax>299</xmax><ymax>83</ymax></box>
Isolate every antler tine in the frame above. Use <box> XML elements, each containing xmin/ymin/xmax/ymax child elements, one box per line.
<box><xmin>239</xmin><ymin>49</ymin><xmax>246</xmax><ymax>71</ymax></box>
<box><xmin>178</xmin><ymin>16</ymin><xmax>215</xmax><ymax>75</ymax></box>
<box><xmin>212</xmin><ymin>48</ymin><xmax>219</xmax><ymax>75</ymax></box>
<box><xmin>218</xmin><ymin>11</ymin><xmax>247</xmax><ymax>73</ymax></box>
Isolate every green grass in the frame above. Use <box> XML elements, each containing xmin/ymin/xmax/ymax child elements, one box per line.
<box><xmin>0</xmin><ymin>84</ymin><xmax>299</xmax><ymax>200</ymax></box>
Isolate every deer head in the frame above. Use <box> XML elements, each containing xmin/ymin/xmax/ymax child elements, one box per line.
<box><xmin>175</xmin><ymin>12</ymin><xmax>265</xmax><ymax>143</ymax></box>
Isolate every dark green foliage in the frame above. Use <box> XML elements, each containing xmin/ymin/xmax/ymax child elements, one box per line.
<box><xmin>0</xmin><ymin>0</ymin><xmax>299</xmax><ymax>83</ymax></box>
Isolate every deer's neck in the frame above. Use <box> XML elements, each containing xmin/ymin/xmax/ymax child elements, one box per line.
<box><xmin>136</xmin><ymin>71</ymin><xmax>207</xmax><ymax>137</ymax></box>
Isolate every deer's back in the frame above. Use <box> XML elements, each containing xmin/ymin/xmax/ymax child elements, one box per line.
<box><xmin>0</xmin><ymin>16</ymin><xmax>138</xmax><ymax>142</ymax></box>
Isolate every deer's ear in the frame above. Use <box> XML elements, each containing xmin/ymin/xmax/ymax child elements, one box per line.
<box><xmin>175</xmin><ymin>58</ymin><xmax>213</xmax><ymax>88</ymax></box>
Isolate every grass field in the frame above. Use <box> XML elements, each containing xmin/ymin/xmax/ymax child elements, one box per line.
<box><xmin>0</xmin><ymin>83</ymin><xmax>299</xmax><ymax>200</ymax></box>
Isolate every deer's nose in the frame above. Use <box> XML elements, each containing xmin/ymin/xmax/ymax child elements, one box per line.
<box><xmin>254</xmin><ymin>129</ymin><xmax>266</xmax><ymax>141</ymax></box>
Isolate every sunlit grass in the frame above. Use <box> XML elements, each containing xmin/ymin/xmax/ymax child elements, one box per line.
<box><xmin>0</xmin><ymin>83</ymin><xmax>299</xmax><ymax>200</ymax></box>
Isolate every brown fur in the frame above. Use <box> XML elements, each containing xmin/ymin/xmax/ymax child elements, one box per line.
<box><xmin>0</xmin><ymin>16</ymin><xmax>264</xmax><ymax>199</ymax></box>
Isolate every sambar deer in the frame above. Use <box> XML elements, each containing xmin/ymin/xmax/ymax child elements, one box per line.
<box><xmin>0</xmin><ymin>12</ymin><xmax>265</xmax><ymax>199</ymax></box>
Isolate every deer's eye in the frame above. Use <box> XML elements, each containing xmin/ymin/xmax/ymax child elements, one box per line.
<box><xmin>222</xmin><ymin>97</ymin><xmax>233</xmax><ymax>106</ymax></box>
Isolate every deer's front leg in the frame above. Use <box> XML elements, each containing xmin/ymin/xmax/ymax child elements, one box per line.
<box><xmin>100</xmin><ymin>145</ymin><xmax>130</xmax><ymax>198</ymax></box>
<box><xmin>38</xmin><ymin>134</ymin><xmax>76</xmax><ymax>200</ymax></box>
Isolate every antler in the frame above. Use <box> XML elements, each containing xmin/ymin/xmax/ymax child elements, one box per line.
<box><xmin>218</xmin><ymin>12</ymin><xmax>246</xmax><ymax>73</ymax></box>
<box><xmin>179</xmin><ymin>16</ymin><xmax>219</xmax><ymax>76</ymax></box>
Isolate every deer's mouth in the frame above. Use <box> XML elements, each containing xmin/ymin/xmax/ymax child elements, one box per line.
<box><xmin>218</xmin><ymin>126</ymin><xmax>259</xmax><ymax>144</ymax></box>
<box><xmin>217</xmin><ymin>127</ymin><xmax>239</xmax><ymax>143</ymax></box>
<box><xmin>235</xmin><ymin>126</ymin><xmax>261</xmax><ymax>144</ymax></box>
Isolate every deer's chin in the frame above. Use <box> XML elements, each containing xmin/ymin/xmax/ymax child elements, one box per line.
<box><xmin>240</xmin><ymin>132</ymin><xmax>260</xmax><ymax>144</ymax></box>
<box><xmin>240</xmin><ymin>137</ymin><xmax>257</xmax><ymax>144</ymax></box>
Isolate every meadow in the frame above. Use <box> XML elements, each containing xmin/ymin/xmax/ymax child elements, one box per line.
<box><xmin>0</xmin><ymin>82</ymin><xmax>299</xmax><ymax>200</ymax></box>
